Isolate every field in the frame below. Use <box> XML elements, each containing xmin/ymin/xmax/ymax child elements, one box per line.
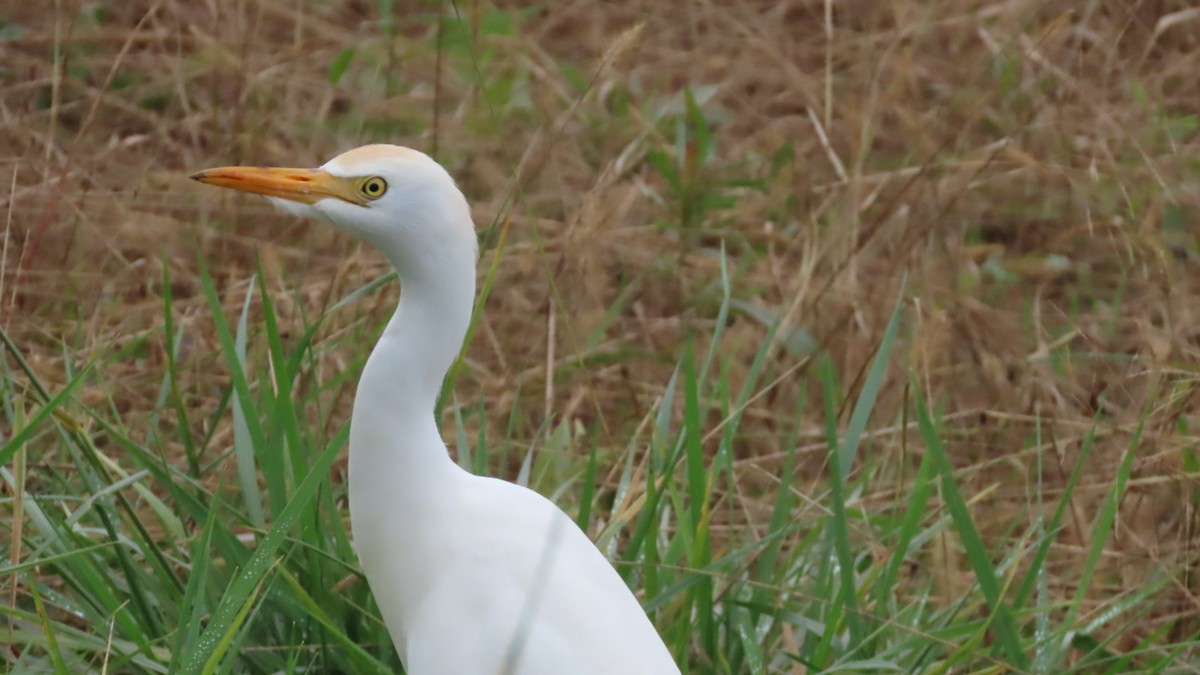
<box><xmin>2</xmin><ymin>1</ymin><xmax>1200</xmax><ymax>672</ymax></box>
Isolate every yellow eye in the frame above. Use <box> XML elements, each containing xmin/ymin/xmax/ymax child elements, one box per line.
<box><xmin>360</xmin><ymin>176</ymin><xmax>388</xmax><ymax>199</ymax></box>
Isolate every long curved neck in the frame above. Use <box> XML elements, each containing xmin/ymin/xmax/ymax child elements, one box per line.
<box><xmin>344</xmin><ymin>202</ymin><xmax>479</xmax><ymax>653</ymax></box>
<box><xmin>348</xmin><ymin>241</ymin><xmax>477</xmax><ymax>500</ymax></box>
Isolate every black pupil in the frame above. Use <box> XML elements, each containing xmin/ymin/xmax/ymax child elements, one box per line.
<box><xmin>367</xmin><ymin>182</ymin><xmax>378</xmax><ymax>193</ymax></box>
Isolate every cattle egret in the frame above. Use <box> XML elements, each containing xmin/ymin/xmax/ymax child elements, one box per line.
<box><xmin>192</xmin><ymin>145</ymin><xmax>680</xmax><ymax>674</ymax></box>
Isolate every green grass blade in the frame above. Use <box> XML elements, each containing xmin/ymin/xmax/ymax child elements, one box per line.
<box><xmin>838</xmin><ymin>276</ymin><xmax>904</xmax><ymax>480</ymax></box>
<box><xmin>195</xmin><ymin>260</ymin><xmax>273</xmax><ymax>516</ymax></box>
<box><xmin>169</xmin><ymin>484</ymin><xmax>221</xmax><ymax>672</ymax></box>
<box><xmin>160</xmin><ymin>259</ymin><xmax>200</xmax><ymax>475</ymax></box>
<box><xmin>914</xmin><ymin>386</ymin><xmax>1026</xmax><ymax>668</ymax></box>
<box><xmin>1013</xmin><ymin>418</ymin><xmax>1098</xmax><ymax>612</ymax></box>
<box><xmin>273</xmin><ymin>565</ymin><xmax>392</xmax><ymax>674</ymax></box>
<box><xmin>819</xmin><ymin>354</ymin><xmax>862</xmax><ymax>648</ymax></box>
<box><xmin>0</xmin><ymin>360</ymin><xmax>93</xmax><ymax>467</ymax></box>
<box><xmin>199</xmin><ymin>579</ymin><xmax>261</xmax><ymax>675</ymax></box>
<box><xmin>681</xmin><ymin>339</ymin><xmax>715</xmax><ymax>656</ymax></box>
<box><xmin>231</xmin><ymin>274</ymin><xmax>266</xmax><ymax>528</ymax></box>
<box><xmin>1057</xmin><ymin>403</ymin><xmax>1145</xmax><ymax>666</ymax></box>
<box><xmin>176</xmin><ymin>422</ymin><xmax>349</xmax><ymax>675</ymax></box>
<box><xmin>30</xmin><ymin>582</ymin><xmax>70</xmax><ymax>675</ymax></box>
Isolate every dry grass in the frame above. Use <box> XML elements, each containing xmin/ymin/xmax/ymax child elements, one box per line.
<box><xmin>3</xmin><ymin>0</ymin><xmax>1200</xmax><ymax>670</ymax></box>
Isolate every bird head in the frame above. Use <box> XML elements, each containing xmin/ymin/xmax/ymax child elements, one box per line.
<box><xmin>192</xmin><ymin>144</ymin><xmax>477</xmax><ymax>274</ymax></box>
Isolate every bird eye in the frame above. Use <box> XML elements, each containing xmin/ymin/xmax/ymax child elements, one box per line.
<box><xmin>360</xmin><ymin>177</ymin><xmax>388</xmax><ymax>199</ymax></box>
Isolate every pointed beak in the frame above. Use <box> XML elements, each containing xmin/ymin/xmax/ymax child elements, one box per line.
<box><xmin>190</xmin><ymin>166</ymin><xmax>363</xmax><ymax>205</ymax></box>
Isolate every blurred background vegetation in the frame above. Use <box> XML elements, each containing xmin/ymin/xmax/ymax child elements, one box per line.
<box><xmin>1</xmin><ymin>1</ymin><xmax>1199</xmax><ymax>672</ymax></box>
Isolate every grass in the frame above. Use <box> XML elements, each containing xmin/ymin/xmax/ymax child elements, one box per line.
<box><xmin>2</xmin><ymin>0</ymin><xmax>1200</xmax><ymax>672</ymax></box>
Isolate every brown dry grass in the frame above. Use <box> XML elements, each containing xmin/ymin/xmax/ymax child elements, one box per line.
<box><xmin>3</xmin><ymin>0</ymin><xmax>1200</xmax><ymax>665</ymax></box>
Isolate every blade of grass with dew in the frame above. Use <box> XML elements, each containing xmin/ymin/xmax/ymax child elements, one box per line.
<box><xmin>199</xmin><ymin>577</ymin><xmax>262</xmax><ymax>675</ymax></box>
<box><xmin>169</xmin><ymin>482</ymin><xmax>221</xmax><ymax>672</ymax></box>
<box><xmin>1030</xmin><ymin>407</ymin><xmax>1051</xmax><ymax>673</ymax></box>
<box><xmin>30</xmin><ymin>581</ymin><xmax>69</xmax><ymax>675</ymax></box>
<box><xmin>1056</xmin><ymin>413</ymin><xmax>1141</xmax><ymax>659</ymax></box>
<box><xmin>709</xmin><ymin>362</ymin><xmax>739</xmax><ymax>660</ymax></box>
<box><xmin>1075</xmin><ymin>571</ymin><xmax>1168</xmax><ymax>667</ymax></box>
<box><xmin>819</xmin><ymin>353</ymin><xmax>863</xmax><ymax>651</ymax></box>
<box><xmin>273</xmin><ymin>565</ymin><xmax>392</xmax><ymax>674</ymax></box>
<box><xmin>714</xmin><ymin>304</ymin><xmax>794</xmax><ymax>671</ymax></box>
<box><xmin>175</xmin><ymin>422</ymin><xmax>349</xmax><ymax>674</ymax></box>
<box><xmin>212</xmin><ymin>596</ymin><xmax>269</xmax><ymax>675</ymax></box>
<box><xmin>1015</xmin><ymin>416</ymin><xmax>1098</xmax><ymax>659</ymax></box>
<box><xmin>913</xmin><ymin>385</ymin><xmax>1026</xmax><ymax>669</ymax></box>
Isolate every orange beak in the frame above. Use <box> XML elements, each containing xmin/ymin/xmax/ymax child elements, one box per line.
<box><xmin>190</xmin><ymin>166</ymin><xmax>364</xmax><ymax>205</ymax></box>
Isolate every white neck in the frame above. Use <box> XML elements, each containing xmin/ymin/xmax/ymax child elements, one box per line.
<box><xmin>347</xmin><ymin>239</ymin><xmax>476</xmax><ymax>524</ymax></box>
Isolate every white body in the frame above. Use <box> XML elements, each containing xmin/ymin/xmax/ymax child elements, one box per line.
<box><xmin>350</xmin><ymin>309</ymin><xmax>678</xmax><ymax>675</ymax></box>
<box><xmin>211</xmin><ymin>146</ymin><xmax>680</xmax><ymax>674</ymax></box>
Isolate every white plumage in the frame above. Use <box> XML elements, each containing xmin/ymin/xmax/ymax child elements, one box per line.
<box><xmin>193</xmin><ymin>145</ymin><xmax>679</xmax><ymax>675</ymax></box>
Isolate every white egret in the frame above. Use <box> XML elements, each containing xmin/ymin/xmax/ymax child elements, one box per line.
<box><xmin>192</xmin><ymin>145</ymin><xmax>680</xmax><ymax>674</ymax></box>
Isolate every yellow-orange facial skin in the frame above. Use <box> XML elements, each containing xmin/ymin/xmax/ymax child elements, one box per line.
<box><xmin>190</xmin><ymin>166</ymin><xmax>367</xmax><ymax>206</ymax></box>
